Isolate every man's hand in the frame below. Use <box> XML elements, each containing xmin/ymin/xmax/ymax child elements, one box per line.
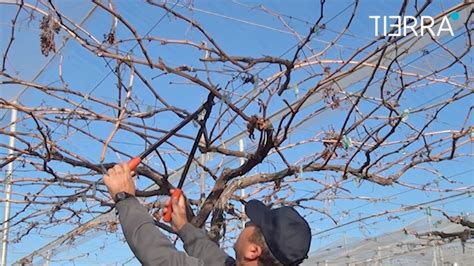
<box><xmin>103</xmin><ymin>163</ymin><xmax>136</xmax><ymax>200</ymax></box>
<box><xmin>163</xmin><ymin>189</ymin><xmax>188</xmax><ymax>232</ymax></box>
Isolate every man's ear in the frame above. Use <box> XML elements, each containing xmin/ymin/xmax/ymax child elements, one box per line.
<box><xmin>244</xmin><ymin>243</ymin><xmax>263</xmax><ymax>261</ymax></box>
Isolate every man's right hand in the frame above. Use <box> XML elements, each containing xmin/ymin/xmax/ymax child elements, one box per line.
<box><xmin>103</xmin><ymin>163</ymin><xmax>136</xmax><ymax>201</ymax></box>
<box><xmin>163</xmin><ymin>189</ymin><xmax>188</xmax><ymax>232</ymax></box>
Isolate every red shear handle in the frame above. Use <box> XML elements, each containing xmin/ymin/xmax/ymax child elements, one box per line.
<box><xmin>163</xmin><ymin>189</ymin><xmax>182</xmax><ymax>223</ymax></box>
<box><xmin>128</xmin><ymin>157</ymin><xmax>141</xmax><ymax>171</ymax></box>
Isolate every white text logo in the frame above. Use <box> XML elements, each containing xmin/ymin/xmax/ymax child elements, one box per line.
<box><xmin>369</xmin><ymin>12</ymin><xmax>459</xmax><ymax>37</ymax></box>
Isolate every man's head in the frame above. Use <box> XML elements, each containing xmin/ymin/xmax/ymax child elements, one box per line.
<box><xmin>233</xmin><ymin>200</ymin><xmax>311</xmax><ymax>266</ymax></box>
<box><xmin>234</xmin><ymin>221</ymin><xmax>282</xmax><ymax>266</ymax></box>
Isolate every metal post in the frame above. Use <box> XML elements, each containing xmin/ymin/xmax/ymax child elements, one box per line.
<box><xmin>44</xmin><ymin>251</ymin><xmax>50</xmax><ymax>266</ymax></box>
<box><xmin>427</xmin><ymin>215</ymin><xmax>438</xmax><ymax>266</ymax></box>
<box><xmin>376</xmin><ymin>246</ymin><xmax>381</xmax><ymax>266</ymax></box>
<box><xmin>1</xmin><ymin>102</ymin><xmax>18</xmax><ymax>266</ymax></box>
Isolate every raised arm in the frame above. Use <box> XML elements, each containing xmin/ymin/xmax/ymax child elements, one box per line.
<box><xmin>104</xmin><ymin>164</ymin><xmax>201</xmax><ymax>266</ymax></box>
<box><xmin>166</xmin><ymin>190</ymin><xmax>236</xmax><ymax>266</ymax></box>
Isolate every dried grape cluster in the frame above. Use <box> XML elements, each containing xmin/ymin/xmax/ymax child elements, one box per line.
<box><xmin>39</xmin><ymin>15</ymin><xmax>60</xmax><ymax>56</ymax></box>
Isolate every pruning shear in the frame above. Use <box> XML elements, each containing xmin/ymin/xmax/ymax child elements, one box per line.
<box><xmin>128</xmin><ymin>92</ymin><xmax>214</xmax><ymax>222</ymax></box>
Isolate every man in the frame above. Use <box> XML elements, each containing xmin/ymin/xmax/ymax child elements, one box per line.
<box><xmin>104</xmin><ymin>163</ymin><xmax>311</xmax><ymax>265</ymax></box>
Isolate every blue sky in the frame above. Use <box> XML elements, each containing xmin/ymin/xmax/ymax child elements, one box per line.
<box><xmin>1</xmin><ymin>0</ymin><xmax>472</xmax><ymax>265</ymax></box>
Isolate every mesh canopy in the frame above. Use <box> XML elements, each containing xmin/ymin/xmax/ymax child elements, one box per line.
<box><xmin>304</xmin><ymin>216</ymin><xmax>473</xmax><ymax>265</ymax></box>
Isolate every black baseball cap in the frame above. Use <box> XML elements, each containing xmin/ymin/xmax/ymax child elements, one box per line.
<box><xmin>245</xmin><ymin>200</ymin><xmax>311</xmax><ymax>265</ymax></box>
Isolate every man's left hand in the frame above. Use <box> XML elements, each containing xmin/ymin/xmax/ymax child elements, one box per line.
<box><xmin>163</xmin><ymin>189</ymin><xmax>188</xmax><ymax>232</ymax></box>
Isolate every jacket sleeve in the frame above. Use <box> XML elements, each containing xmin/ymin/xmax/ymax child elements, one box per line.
<box><xmin>116</xmin><ymin>197</ymin><xmax>202</xmax><ymax>266</ymax></box>
<box><xmin>177</xmin><ymin>223</ymin><xmax>236</xmax><ymax>266</ymax></box>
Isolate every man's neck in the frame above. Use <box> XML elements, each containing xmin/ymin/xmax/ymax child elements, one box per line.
<box><xmin>236</xmin><ymin>259</ymin><xmax>259</xmax><ymax>266</ymax></box>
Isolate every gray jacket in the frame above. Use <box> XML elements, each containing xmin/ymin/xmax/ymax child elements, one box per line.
<box><xmin>116</xmin><ymin>197</ymin><xmax>236</xmax><ymax>266</ymax></box>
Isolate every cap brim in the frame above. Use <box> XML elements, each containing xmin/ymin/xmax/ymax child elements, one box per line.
<box><xmin>245</xmin><ymin>200</ymin><xmax>270</xmax><ymax>227</ymax></box>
